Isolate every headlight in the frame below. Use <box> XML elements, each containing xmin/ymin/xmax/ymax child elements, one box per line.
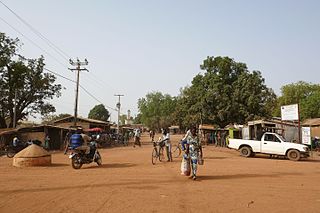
<box><xmin>303</xmin><ymin>147</ymin><xmax>309</xmax><ymax>151</ymax></box>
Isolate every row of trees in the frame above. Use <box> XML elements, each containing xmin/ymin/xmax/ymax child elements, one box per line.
<box><xmin>137</xmin><ymin>56</ymin><xmax>320</xmax><ymax>130</ymax></box>
<box><xmin>1</xmin><ymin>32</ymin><xmax>319</xmax><ymax>129</ymax></box>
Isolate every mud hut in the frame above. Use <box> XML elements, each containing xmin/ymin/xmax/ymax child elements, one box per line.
<box><xmin>13</xmin><ymin>144</ymin><xmax>51</xmax><ymax>167</ymax></box>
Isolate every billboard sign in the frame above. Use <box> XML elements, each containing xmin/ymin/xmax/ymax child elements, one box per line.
<box><xmin>302</xmin><ymin>127</ymin><xmax>311</xmax><ymax>145</ymax></box>
<box><xmin>281</xmin><ymin>104</ymin><xmax>299</xmax><ymax>121</ymax></box>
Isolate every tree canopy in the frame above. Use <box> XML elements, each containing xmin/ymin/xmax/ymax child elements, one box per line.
<box><xmin>42</xmin><ymin>113</ymin><xmax>71</xmax><ymax>124</ymax></box>
<box><xmin>88</xmin><ymin>104</ymin><xmax>110</xmax><ymax>122</ymax></box>
<box><xmin>274</xmin><ymin>81</ymin><xmax>320</xmax><ymax>120</ymax></box>
<box><xmin>137</xmin><ymin>56</ymin><xmax>276</xmax><ymax>129</ymax></box>
<box><xmin>137</xmin><ymin>92</ymin><xmax>177</xmax><ymax>130</ymax></box>
<box><xmin>0</xmin><ymin>32</ymin><xmax>62</xmax><ymax>128</ymax></box>
<box><xmin>174</xmin><ymin>56</ymin><xmax>276</xmax><ymax>128</ymax></box>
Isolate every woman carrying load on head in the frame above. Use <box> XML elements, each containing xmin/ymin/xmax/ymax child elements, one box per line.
<box><xmin>186</xmin><ymin>127</ymin><xmax>203</xmax><ymax>180</ymax></box>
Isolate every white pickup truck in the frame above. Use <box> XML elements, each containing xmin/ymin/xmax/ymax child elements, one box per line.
<box><xmin>228</xmin><ymin>132</ymin><xmax>309</xmax><ymax>161</ymax></box>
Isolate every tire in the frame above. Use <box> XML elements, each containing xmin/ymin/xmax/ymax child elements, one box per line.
<box><xmin>159</xmin><ymin>147</ymin><xmax>165</xmax><ymax>162</ymax></box>
<box><xmin>71</xmin><ymin>155</ymin><xmax>83</xmax><ymax>169</ymax></box>
<box><xmin>287</xmin><ymin>149</ymin><xmax>301</xmax><ymax>161</ymax></box>
<box><xmin>6</xmin><ymin>148</ymin><xmax>15</xmax><ymax>158</ymax></box>
<box><xmin>172</xmin><ymin>145</ymin><xmax>181</xmax><ymax>158</ymax></box>
<box><xmin>152</xmin><ymin>148</ymin><xmax>157</xmax><ymax>165</ymax></box>
<box><xmin>239</xmin><ymin>146</ymin><xmax>252</xmax><ymax>157</ymax></box>
<box><xmin>95</xmin><ymin>152</ymin><xmax>102</xmax><ymax>166</ymax></box>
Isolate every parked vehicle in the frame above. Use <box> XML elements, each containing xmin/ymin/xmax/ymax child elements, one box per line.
<box><xmin>69</xmin><ymin>141</ymin><xmax>102</xmax><ymax>169</ymax></box>
<box><xmin>5</xmin><ymin>143</ymin><xmax>29</xmax><ymax>158</ymax></box>
<box><xmin>228</xmin><ymin>132</ymin><xmax>309</xmax><ymax>161</ymax></box>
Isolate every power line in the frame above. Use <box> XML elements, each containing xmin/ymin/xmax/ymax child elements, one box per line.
<box><xmin>44</xmin><ymin>68</ymin><xmax>75</xmax><ymax>83</ymax></box>
<box><xmin>0</xmin><ymin>0</ymin><xmax>71</xmax><ymax>61</ymax></box>
<box><xmin>0</xmin><ymin>2</ymin><xmax>120</xmax><ymax>114</ymax></box>
<box><xmin>44</xmin><ymin>67</ymin><xmax>117</xmax><ymax>112</ymax></box>
<box><xmin>0</xmin><ymin>16</ymin><xmax>68</xmax><ymax>69</ymax></box>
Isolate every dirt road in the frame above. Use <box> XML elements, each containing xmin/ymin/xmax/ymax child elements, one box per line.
<box><xmin>1</xmin><ymin>133</ymin><xmax>320</xmax><ymax>213</ymax></box>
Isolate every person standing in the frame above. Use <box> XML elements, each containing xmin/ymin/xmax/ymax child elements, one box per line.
<box><xmin>162</xmin><ymin>128</ymin><xmax>172</xmax><ymax>162</ymax></box>
<box><xmin>133</xmin><ymin>128</ymin><xmax>141</xmax><ymax>147</ymax></box>
<box><xmin>44</xmin><ymin>135</ymin><xmax>50</xmax><ymax>150</ymax></box>
<box><xmin>186</xmin><ymin>127</ymin><xmax>203</xmax><ymax>180</ymax></box>
<box><xmin>150</xmin><ymin>130</ymin><xmax>155</xmax><ymax>141</ymax></box>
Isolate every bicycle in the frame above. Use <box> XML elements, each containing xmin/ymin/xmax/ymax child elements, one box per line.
<box><xmin>172</xmin><ymin>142</ymin><xmax>182</xmax><ymax>158</ymax></box>
<box><xmin>151</xmin><ymin>140</ymin><xmax>165</xmax><ymax>165</ymax></box>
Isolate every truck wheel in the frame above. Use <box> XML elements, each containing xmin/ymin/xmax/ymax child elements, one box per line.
<box><xmin>287</xmin><ymin>149</ymin><xmax>301</xmax><ymax>161</ymax></box>
<box><xmin>239</xmin><ymin>146</ymin><xmax>252</xmax><ymax>157</ymax></box>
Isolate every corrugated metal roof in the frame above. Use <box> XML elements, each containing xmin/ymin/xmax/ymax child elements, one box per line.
<box><xmin>53</xmin><ymin>116</ymin><xmax>109</xmax><ymax>125</ymax></box>
<box><xmin>302</xmin><ymin>118</ymin><xmax>320</xmax><ymax>126</ymax></box>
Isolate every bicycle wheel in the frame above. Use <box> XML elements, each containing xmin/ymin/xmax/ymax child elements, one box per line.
<box><xmin>152</xmin><ymin>148</ymin><xmax>158</xmax><ymax>165</ymax></box>
<box><xmin>159</xmin><ymin>146</ymin><xmax>165</xmax><ymax>162</ymax></box>
<box><xmin>172</xmin><ymin>145</ymin><xmax>181</xmax><ymax>158</ymax></box>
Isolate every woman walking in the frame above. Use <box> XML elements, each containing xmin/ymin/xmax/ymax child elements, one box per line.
<box><xmin>186</xmin><ymin>127</ymin><xmax>203</xmax><ymax>180</ymax></box>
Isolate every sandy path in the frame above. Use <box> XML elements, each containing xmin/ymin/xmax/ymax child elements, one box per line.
<box><xmin>1</xmin><ymin>133</ymin><xmax>320</xmax><ymax>213</ymax></box>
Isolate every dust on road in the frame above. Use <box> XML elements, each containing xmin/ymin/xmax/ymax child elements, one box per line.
<box><xmin>1</xmin><ymin>133</ymin><xmax>320</xmax><ymax>213</ymax></box>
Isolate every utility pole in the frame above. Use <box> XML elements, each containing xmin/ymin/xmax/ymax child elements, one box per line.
<box><xmin>13</xmin><ymin>89</ymin><xmax>17</xmax><ymax>128</ymax></box>
<box><xmin>114</xmin><ymin>94</ymin><xmax>124</xmax><ymax>135</ymax></box>
<box><xmin>69</xmin><ymin>58</ymin><xmax>88</xmax><ymax>127</ymax></box>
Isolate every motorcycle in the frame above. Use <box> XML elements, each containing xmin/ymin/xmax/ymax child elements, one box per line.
<box><xmin>69</xmin><ymin>141</ymin><xmax>102</xmax><ymax>169</ymax></box>
<box><xmin>5</xmin><ymin>143</ymin><xmax>29</xmax><ymax>158</ymax></box>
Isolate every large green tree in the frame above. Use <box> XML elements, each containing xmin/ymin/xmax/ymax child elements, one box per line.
<box><xmin>174</xmin><ymin>56</ymin><xmax>276</xmax><ymax>128</ymax></box>
<box><xmin>0</xmin><ymin>32</ymin><xmax>62</xmax><ymax>128</ymax></box>
<box><xmin>88</xmin><ymin>104</ymin><xmax>110</xmax><ymax>122</ymax></box>
<box><xmin>274</xmin><ymin>81</ymin><xmax>320</xmax><ymax>120</ymax></box>
<box><xmin>137</xmin><ymin>92</ymin><xmax>177</xmax><ymax>130</ymax></box>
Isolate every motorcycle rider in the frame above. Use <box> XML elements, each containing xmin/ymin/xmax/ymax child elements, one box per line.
<box><xmin>70</xmin><ymin>128</ymin><xmax>91</xmax><ymax>154</ymax></box>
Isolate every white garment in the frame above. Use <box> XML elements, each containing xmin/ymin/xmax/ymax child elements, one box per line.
<box><xmin>163</xmin><ymin>133</ymin><xmax>171</xmax><ymax>146</ymax></box>
<box><xmin>182</xmin><ymin>129</ymin><xmax>191</xmax><ymax>141</ymax></box>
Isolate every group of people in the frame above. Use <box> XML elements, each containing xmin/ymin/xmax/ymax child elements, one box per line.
<box><xmin>12</xmin><ymin>135</ymin><xmax>50</xmax><ymax>149</ymax></box>
<box><xmin>64</xmin><ymin>126</ymin><xmax>202</xmax><ymax>180</ymax></box>
<box><xmin>150</xmin><ymin>126</ymin><xmax>203</xmax><ymax>180</ymax></box>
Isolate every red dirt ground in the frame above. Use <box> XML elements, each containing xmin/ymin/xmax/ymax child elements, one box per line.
<box><xmin>1</xmin><ymin>133</ymin><xmax>320</xmax><ymax>213</ymax></box>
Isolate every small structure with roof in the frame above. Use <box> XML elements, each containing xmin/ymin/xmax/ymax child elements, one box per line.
<box><xmin>53</xmin><ymin>116</ymin><xmax>110</xmax><ymax>131</ymax></box>
<box><xmin>302</xmin><ymin>118</ymin><xmax>320</xmax><ymax>138</ymax></box>
<box><xmin>169</xmin><ymin>125</ymin><xmax>180</xmax><ymax>134</ymax></box>
<box><xmin>13</xmin><ymin>144</ymin><xmax>51</xmax><ymax>167</ymax></box>
<box><xmin>246</xmin><ymin>118</ymin><xmax>298</xmax><ymax>142</ymax></box>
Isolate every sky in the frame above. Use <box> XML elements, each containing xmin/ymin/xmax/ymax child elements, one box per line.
<box><xmin>0</xmin><ymin>0</ymin><xmax>319</xmax><ymax>123</ymax></box>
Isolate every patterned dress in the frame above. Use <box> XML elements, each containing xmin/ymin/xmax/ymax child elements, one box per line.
<box><xmin>187</xmin><ymin>134</ymin><xmax>201</xmax><ymax>177</ymax></box>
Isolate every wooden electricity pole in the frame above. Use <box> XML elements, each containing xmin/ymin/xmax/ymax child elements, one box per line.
<box><xmin>69</xmin><ymin>58</ymin><xmax>88</xmax><ymax>127</ymax></box>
